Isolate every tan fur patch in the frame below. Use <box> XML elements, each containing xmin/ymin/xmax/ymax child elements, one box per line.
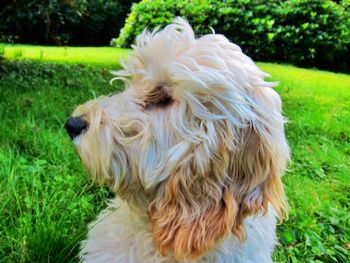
<box><xmin>149</xmin><ymin>188</ymin><xmax>238</xmax><ymax>260</ymax></box>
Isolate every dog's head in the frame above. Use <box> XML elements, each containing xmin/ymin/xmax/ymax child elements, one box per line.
<box><xmin>66</xmin><ymin>18</ymin><xmax>289</xmax><ymax>260</ymax></box>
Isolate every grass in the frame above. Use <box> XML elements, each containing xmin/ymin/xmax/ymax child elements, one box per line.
<box><xmin>0</xmin><ymin>43</ymin><xmax>128</xmax><ymax>68</ymax></box>
<box><xmin>263</xmin><ymin>64</ymin><xmax>350</xmax><ymax>262</ymax></box>
<box><xmin>0</xmin><ymin>45</ymin><xmax>349</xmax><ymax>262</ymax></box>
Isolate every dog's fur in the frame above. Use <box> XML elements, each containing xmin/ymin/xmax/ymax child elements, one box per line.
<box><xmin>69</xmin><ymin>18</ymin><xmax>289</xmax><ymax>262</ymax></box>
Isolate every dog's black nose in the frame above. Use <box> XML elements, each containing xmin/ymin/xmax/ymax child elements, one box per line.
<box><xmin>65</xmin><ymin>117</ymin><xmax>89</xmax><ymax>140</ymax></box>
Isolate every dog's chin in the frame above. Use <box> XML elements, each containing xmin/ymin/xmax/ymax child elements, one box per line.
<box><xmin>73</xmin><ymin>135</ymin><xmax>83</xmax><ymax>146</ymax></box>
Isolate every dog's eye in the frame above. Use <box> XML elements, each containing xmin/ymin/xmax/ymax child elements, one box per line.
<box><xmin>144</xmin><ymin>84</ymin><xmax>174</xmax><ymax>109</ymax></box>
<box><xmin>122</xmin><ymin>129</ymin><xmax>140</xmax><ymax>138</ymax></box>
<box><xmin>154</xmin><ymin>96</ymin><xmax>173</xmax><ymax>107</ymax></box>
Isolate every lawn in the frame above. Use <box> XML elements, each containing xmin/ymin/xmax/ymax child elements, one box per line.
<box><xmin>0</xmin><ymin>45</ymin><xmax>349</xmax><ymax>262</ymax></box>
<box><xmin>0</xmin><ymin>43</ymin><xmax>128</xmax><ymax>68</ymax></box>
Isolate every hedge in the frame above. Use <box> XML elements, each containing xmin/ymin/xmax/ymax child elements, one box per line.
<box><xmin>115</xmin><ymin>0</ymin><xmax>350</xmax><ymax>73</ymax></box>
<box><xmin>0</xmin><ymin>0</ymin><xmax>137</xmax><ymax>46</ymax></box>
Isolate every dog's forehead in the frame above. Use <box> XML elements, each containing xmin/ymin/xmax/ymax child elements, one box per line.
<box><xmin>99</xmin><ymin>89</ymin><xmax>140</xmax><ymax>116</ymax></box>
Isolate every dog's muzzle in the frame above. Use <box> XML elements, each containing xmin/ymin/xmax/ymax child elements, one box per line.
<box><xmin>65</xmin><ymin>117</ymin><xmax>89</xmax><ymax>140</ymax></box>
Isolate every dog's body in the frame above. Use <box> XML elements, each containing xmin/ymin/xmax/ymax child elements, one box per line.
<box><xmin>66</xmin><ymin>18</ymin><xmax>289</xmax><ymax>263</ymax></box>
<box><xmin>80</xmin><ymin>198</ymin><xmax>277</xmax><ymax>263</ymax></box>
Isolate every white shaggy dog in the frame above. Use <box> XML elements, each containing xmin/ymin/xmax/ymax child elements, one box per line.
<box><xmin>65</xmin><ymin>18</ymin><xmax>289</xmax><ymax>263</ymax></box>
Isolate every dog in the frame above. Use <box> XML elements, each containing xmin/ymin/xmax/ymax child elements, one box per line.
<box><xmin>65</xmin><ymin>18</ymin><xmax>289</xmax><ymax>263</ymax></box>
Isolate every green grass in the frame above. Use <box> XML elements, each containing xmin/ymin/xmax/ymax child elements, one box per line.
<box><xmin>0</xmin><ymin>47</ymin><xmax>349</xmax><ymax>262</ymax></box>
<box><xmin>0</xmin><ymin>43</ymin><xmax>128</xmax><ymax>68</ymax></box>
<box><xmin>262</xmin><ymin>64</ymin><xmax>350</xmax><ymax>262</ymax></box>
<box><xmin>0</xmin><ymin>61</ymin><xmax>119</xmax><ymax>262</ymax></box>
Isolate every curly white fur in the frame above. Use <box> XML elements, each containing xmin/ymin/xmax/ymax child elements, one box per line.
<box><xmin>69</xmin><ymin>18</ymin><xmax>290</xmax><ymax>263</ymax></box>
<box><xmin>80</xmin><ymin>199</ymin><xmax>277</xmax><ymax>263</ymax></box>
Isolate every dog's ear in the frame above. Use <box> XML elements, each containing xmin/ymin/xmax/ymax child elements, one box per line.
<box><xmin>148</xmin><ymin>87</ymin><xmax>288</xmax><ymax>260</ymax></box>
<box><xmin>148</xmin><ymin>123</ymin><xmax>242</xmax><ymax>260</ymax></box>
<box><xmin>233</xmin><ymin>87</ymin><xmax>289</xmax><ymax>222</ymax></box>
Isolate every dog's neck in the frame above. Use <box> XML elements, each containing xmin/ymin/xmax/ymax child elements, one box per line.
<box><xmin>81</xmin><ymin>197</ymin><xmax>277</xmax><ymax>262</ymax></box>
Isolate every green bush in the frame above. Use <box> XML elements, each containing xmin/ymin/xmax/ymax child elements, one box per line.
<box><xmin>115</xmin><ymin>0</ymin><xmax>350</xmax><ymax>73</ymax></box>
<box><xmin>0</xmin><ymin>0</ymin><xmax>137</xmax><ymax>46</ymax></box>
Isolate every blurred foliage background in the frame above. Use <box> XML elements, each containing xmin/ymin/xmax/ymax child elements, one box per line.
<box><xmin>116</xmin><ymin>0</ymin><xmax>350</xmax><ymax>73</ymax></box>
<box><xmin>1</xmin><ymin>0</ymin><xmax>349</xmax><ymax>72</ymax></box>
<box><xmin>0</xmin><ymin>0</ymin><xmax>137</xmax><ymax>45</ymax></box>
